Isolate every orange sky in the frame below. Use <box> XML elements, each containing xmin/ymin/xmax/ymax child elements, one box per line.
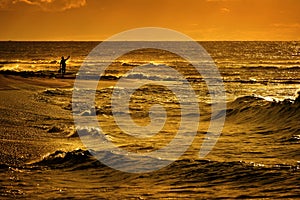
<box><xmin>0</xmin><ymin>0</ymin><xmax>299</xmax><ymax>41</ymax></box>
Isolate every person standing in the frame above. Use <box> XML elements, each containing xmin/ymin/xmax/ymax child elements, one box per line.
<box><xmin>60</xmin><ymin>56</ymin><xmax>70</xmax><ymax>77</ymax></box>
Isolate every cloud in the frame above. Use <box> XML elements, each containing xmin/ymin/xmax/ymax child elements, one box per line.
<box><xmin>220</xmin><ymin>7</ymin><xmax>230</xmax><ymax>14</ymax></box>
<box><xmin>272</xmin><ymin>23</ymin><xmax>300</xmax><ymax>28</ymax></box>
<box><xmin>0</xmin><ymin>0</ymin><xmax>87</xmax><ymax>11</ymax></box>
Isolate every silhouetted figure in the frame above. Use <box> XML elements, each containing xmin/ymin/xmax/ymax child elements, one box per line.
<box><xmin>60</xmin><ymin>56</ymin><xmax>70</xmax><ymax>76</ymax></box>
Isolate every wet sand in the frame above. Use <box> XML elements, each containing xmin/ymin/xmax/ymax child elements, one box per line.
<box><xmin>0</xmin><ymin>74</ymin><xmax>73</xmax><ymax>89</ymax></box>
<box><xmin>0</xmin><ymin>74</ymin><xmax>81</xmax><ymax>166</ymax></box>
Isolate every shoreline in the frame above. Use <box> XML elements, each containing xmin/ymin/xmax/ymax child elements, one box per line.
<box><xmin>0</xmin><ymin>71</ymin><xmax>75</xmax><ymax>90</ymax></box>
<box><xmin>0</xmin><ymin>73</ymin><xmax>81</xmax><ymax>166</ymax></box>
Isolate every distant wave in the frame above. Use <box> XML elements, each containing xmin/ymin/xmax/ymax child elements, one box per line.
<box><xmin>123</xmin><ymin>72</ymin><xmax>182</xmax><ymax>81</ymax></box>
<box><xmin>240</xmin><ymin>65</ymin><xmax>300</xmax><ymax>70</ymax></box>
<box><xmin>0</xmin><ymin>60</ymin><xmax>20</xmax><ymax>65</ymax></box>
<box><xmin>240</xmin><ymin>66</ymin><xmax>280</xmax><ymax>70</ymax></box>
<box><xmin>0</xmin><ymin>163</ymin><xmax>9</xmax><ymax>170</ymax></box>
<box><xmin>0</xmin><ymin>59</ymin><xmax>59</xmax><ymax>65</ymax></box>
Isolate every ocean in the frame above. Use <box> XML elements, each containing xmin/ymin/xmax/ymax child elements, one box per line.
<box><xmin>0</xmin><ymin>41</ymin><xmax>299</xmax><ymax>199</ymax></box>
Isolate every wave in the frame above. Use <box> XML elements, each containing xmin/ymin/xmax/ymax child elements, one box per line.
<box><xmin>227</xmin><ymin>95</ymin><xmax>300</xmax><ymax>119</ymax></box>
<box><xmin>0</xmin><ymin>69</ymin><xmax>77</xmax><ymax>79</ymax></box>
<box><xmin>42</xmin><ymin>88</ymin><xmax>72</xmax><ymax>96</ymax></box>
<box><xmin>239</xmin><ymin>65</ymin><xmax>300</xmax><ymax>70</ymax></box>
<box><xmin>2</xmin><ymin>149</ymin><xmax>298</xmax><ymax>199</ymax></box>
<box><xmin>0</xmin><ymin>59</ymin><xmax>59</xmax><ymax>65</ymax></box>
<box><xmin>25</xmin><ymin>149</ymin><xmax>299</xmax><ymax>174</ymax></box>
<box><xmin>240</xmin><ymin>65</ymin><xmax>280</xmax><ymax>70</ymax></box>
<box><xmin>28</xmin><ymin>149</ymin><xmax>171</xmax><ymax>172</ymax></box>
<box><xmin>0</xmin><ymin>163</ymin><xmax>9</xmax><ymax>170</ymax></box>
<box><xmin>15</xmin><ymin>148</ymin><xmax>298</xmax><ymax>200</ymax></box>
<box><xmin>30</xmin><ymin>149</ymin><xmax>104</xmax><ymax>170</ymax></box>
<box><xmin>225</xmin><ymin>94</ymin><xmax>300</xmax><ymax>138</ymax></box>
<box><xmin>123</xmin><ymin>72</ymin><xmax>183</xmax><ymax>81</ymax></box>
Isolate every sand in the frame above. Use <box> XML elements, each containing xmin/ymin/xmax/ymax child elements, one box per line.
<box><xmin>0</xmin><ymin>74</ymin><xmax>82</xmax><ymax>166</ymax></box>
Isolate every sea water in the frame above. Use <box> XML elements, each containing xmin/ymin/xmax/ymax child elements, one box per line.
<box><xmin>0</xmin><ymin>41</ymin><xmax>299</xmax><ymax>199</ymax></box>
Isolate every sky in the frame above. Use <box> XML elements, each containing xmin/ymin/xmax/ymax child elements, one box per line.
<box><xmin>0</xmin><ymin>0</ymin><xmax>299</xmax><ymax>41</ymax></box>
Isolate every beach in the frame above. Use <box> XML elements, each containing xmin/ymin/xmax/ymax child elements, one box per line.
<box><xmin>0</xmin><ymin>74</ymin><xmax>80</xmax><ymax>165</ymax></box>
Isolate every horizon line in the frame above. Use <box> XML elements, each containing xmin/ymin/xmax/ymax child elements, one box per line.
<box><xmin>1</xmin><ymin>40</ymin><xmax>300</xmax><ymax>42</ymax></box>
